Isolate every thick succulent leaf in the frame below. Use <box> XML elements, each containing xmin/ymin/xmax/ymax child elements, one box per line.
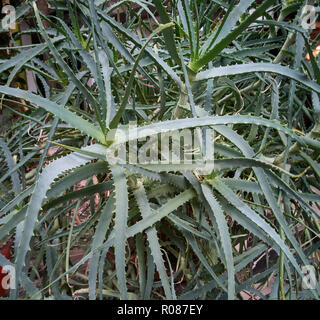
<box><xmin>134</xmin><ymin>182</ymin><xmax>173</xmax><ymax>299</ymax></box>
<box><xmin>110</xmin><ymin>165</ymin><xmax>129</xmax><ymax>300</ymax></box>
<box><xmin>113</xmin><ymin>115</ymin><xmax>301</xmax><ymax>145</ymax></box>
<box><xmin>201</xmin><ymin>183</ymin><xmax>235</xmax><ymax>300</ymax></box>
<box><xmin>0</xmin><ymin>86</ymin><xmax>105</xmax><ymax>144</ymax></box>
<box><xmin>13</xmin><ymin>144</ymin><xmax>106</xmax><ymax>296</ymax></box>
<box><xmin>0</xmin><ymin>138</ymin><xmax>20</xmax><ymax>196</ymax></box>
<box><xmin>89</xmin><ymin>195</ymin><xmax>115</xmax><ymax>300</ymax></box>
<box><xmin>195</xmin><ymin>63</ymin><xmax>320</xmax><ymax>94</ymax></box>
<box><xmin>213</xmin><ymin>125</ymin><xmax>320</xmax><ymax>297</ymax></box>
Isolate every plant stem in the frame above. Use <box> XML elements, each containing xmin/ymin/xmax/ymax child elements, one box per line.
<box><xmin>172</xmin><ymin>84</ymin><xmax>188</xmax><ymax>120</ymax></box>
<box><xmin>279</xmin><ymin>225</ymin><xmax>286</xmax><ymax>300</ymax></box>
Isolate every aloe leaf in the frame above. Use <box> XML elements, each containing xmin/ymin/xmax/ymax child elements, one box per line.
<box><xmin>93</xmin><ymin>5</ymin><xmax>183</xmax><ymax>88</ymax></box>
<box><xmin>32</xmin><ymin>2</ymin><xmax>106</xmax><ymax>134</ymax></box>
<box><xmin>0</xmin><ymin>162</ymin><xmax>110</xmax><ymax>240</ymax></box>
<box><xmin>0</xmin><ymin>186</ymin><xmax>33</xmax><ymax>218</ymax></box>
<box><xmin>152</xmin><ymin>0</ymin><xmax>180</xmax><ymax>66</ymax></box>
<box><xmin>43</xmin><ymin>181</ymin><xmax>113</xmax><ymax>211</ymax></box>
<box><xmin>0</xmin><ymin>150</ymin><xmax>38</xmax><ymax>187</ymax></box>
<box><xmin>201</xmin><ymin>0</ymin><xmax>255</xmax><ymax>55</ymax></box>
<box><xmin>182</xmin><ymin>230</ymin><xmax>228</xmax><ymax>291</ymax></box>
<box><xmin>134</xmin><ymin>181</ymin><xmax>173</xmax><ymax>299</ymax></box>
<box><xmin>190</xmin><ymin>0</ymin><xmax>276</xmax><ymax>71</ymax></box>
<box><xmin>138</xmin><ymin>157</ymin><xmax>298</xmax><ymax>177</ymax></box>
<box><xmin>216</xmin><ymin>194</ymin><xmax>275</xmax><ymax>247</ymax></box>
<box><xmin>31</xmin><ymin>189</ymin><xmax>195</xmax><ymax>299</ymax></box>
<box><xmin>0</xmin><ymin>86</ymin><xmax>106</xmax><ymax>144</ymax></box>
<box><xmin>13</xmin><ymin>144</ymin><xmax>106</xmax><ymax>296</ymax></box>
<box><xmin>0</xmin><ymin>138</ymin><xmax>20</xmax><ymax>196</ymax></box>
<box><xmin>300</xmin><ymin>152</ymin><xmax>320</xmax><ymax>180</ymax></box>
<box><xmin>201</xmin><ymin>183</ymin><xmax>235</xmax><ymax>300</ymax></box>
<box><xmin>212</xmin><ymin>178</ymin><xmax>301</xmax><ymax>276</ymax></box>
<box><xmin>195</xmin><ymin>63</ymin><xmax>320</xmax><ymax>94</ymax></box>
<box><xmin>109</xmin><ymin>22</ymin><xmax>175</xmax><ymax>129</ymax></box>
<box><xmin>213</xmin><ymin>125</ymin><xmax>319</xmax><ymax>298</ymax></box>
<box><xmin>110</xmin><ymin>165</ymin><xmax>129</xmax><ymax>300</ymax></box>
<box><xmin>89</xmin><ymin>195</ymin><xmax>115</xmax><ymax>300</ymax></box>
<box><xmin>177</xmin><ymin>0</ymin><xmax>196</xmax><ymax>59</ymax></box>
<box><xmin>114</xmin><ymin>114</ymin><xmax>300</xmax><ymax>145</ymax></box>
<box><xmin>0</xmin><ymin>39</ymin><xmax>60</xmax><ymax>81</ymax></box>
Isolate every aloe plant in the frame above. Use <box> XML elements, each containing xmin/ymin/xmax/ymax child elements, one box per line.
<box><xmin>0</xmin><ymin>0</ymin><xmax>320</xmax><ymax>300</ymax></box>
